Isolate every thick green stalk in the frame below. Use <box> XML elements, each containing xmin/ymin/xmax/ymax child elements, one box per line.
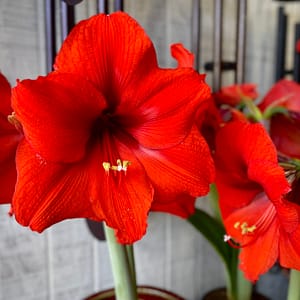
<box><xmin>224</xmin><ymin>267</ymin><xmax>235</xmax><ymax>300</ymax></box>
<box><xmin>126</xmin><ymin>244</ymin><xmax>137</xmax><ymax>288</ymax></box>
<box><xmin>287</xmin><ymin>269</ymin><xmax>300</xmax><ymax>300</ymax></box>
<box><xmin>104</xmin><ymin>224</ymin><xmax>138</xmax><ymax>300</ymax></box>
<box><xmin>224</xmin><ymin>249</ymin><xmax>238</xmax><ymax>300</ymax></box>
<box><xmin>236</xmin><ymin>267</ymin><xmax>252</xmax><ymax>300</ymax></box>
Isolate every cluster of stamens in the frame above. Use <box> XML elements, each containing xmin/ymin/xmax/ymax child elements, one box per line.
<box><xmin>102</xmin><ymin>159</ymin><xmax>131</xmax><ymax>174</ymax></box>
<box><xmin>8</xmin><ymin>112</ymin><xmax>23</xmax><ymax>132</ymax></box>
<box><xmin>234</xmin><ymin>221</ymin><xmax>256</xmax><ymax>235</ymax></box>
<box><xmin>223</xmin><ymin>221</ymin><xmax>257</xmax><ymax>248</ymax></box>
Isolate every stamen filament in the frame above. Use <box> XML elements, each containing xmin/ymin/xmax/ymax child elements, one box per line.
<box><xmin>102</xmin><ymin>159</ymin><xmax>131</xmax><ymax>174</ymax></box>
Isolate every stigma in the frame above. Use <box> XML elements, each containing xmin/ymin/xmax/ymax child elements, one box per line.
<box><xmin>102</xmin><ymin>159</ymin><xmax>131</xmax><ymax>174</ymax></box>
<box><xmin>224</xmin><ymin>234</ymin><xmax>231</xmax><ymax>242</ymax></box>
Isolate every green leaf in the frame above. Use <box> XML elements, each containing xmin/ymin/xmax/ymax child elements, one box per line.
<box><xmin>188</xmin><ymin>208</ymin><xmax>239</xmax><ymax>300</ymax></box>
<box><xmin>188</xmin><ymin>208</ymin><xmax>232</xmax><ymax>265</ymax></box>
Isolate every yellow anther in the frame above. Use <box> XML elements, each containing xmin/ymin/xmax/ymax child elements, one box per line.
<box><xmin>102</xmin><ymin>162</ymin><xmax>111</xmax><ymax>172</ymax></box>
<box><xmin>234</xmin><ymin>222</ymin><xmax>240</xmax><ymax>229</ymax></box>
<box><xmin>122</xmin><ymin>160</ymin><xmax>131</xmax><ymax>171</ymax></box>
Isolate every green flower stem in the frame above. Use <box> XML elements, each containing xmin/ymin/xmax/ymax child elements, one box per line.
<box><xmin>126</xmin><ymin>244</ymin><xmax>137</xmax><ymax>288</ymax></box>
<box><xmin>104</xmin><ymin>223</ymin><xmax>138</xmax><ymax>300</ymax></box>
<box><xmin>224</xmin><ymin>250</ymin><xmax>238</xmax><ymax>300</ymax></box>
<box><xmin>224</xmin><ymin>267</ymin><xmax>235</xmax><ymax>300</ymax></box>
<box><xmin>236</xmin><ymin>266</ymin><xmax>252</xmax><ymax>300</ymax></box>
<box><xmin>287</xmin><ymin>269</ymin><xmax>300</xmax><ymax>300</ymax></box>
<box><xmin>243</xmin><ymin>98</ymin><xmax>263</xmax><ymax>122</ymax></box>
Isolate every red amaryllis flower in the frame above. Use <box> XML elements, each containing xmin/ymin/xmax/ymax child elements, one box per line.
<box><xmin>11</xmin><ymin>12</ymin><xmax>214</xmax><ymax>244</ymax></box>
<box><xmin>213</xmin><ymin>83</ymin><xmax>258</xmax><ymax>106</ymax></box>
<box><xmin>259</xmin><ymin>79</ymin><xmax>300</xmax><ymax>159</ymax></box>
<box><xmin>214</xmin><ymin>120</ymin><xmax>300</xmax><ymax>281</ymax></box>
<box><xmin>0</xmin><ymin>73</ymin><xmax>22</xmax><ymax>204</ymax></box>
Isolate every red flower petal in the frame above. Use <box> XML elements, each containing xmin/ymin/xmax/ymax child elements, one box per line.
<box><xmin>239</xmin><ymin>219</ymin><xmax>279</xmax><ymax>281</ymax></box>
<box><xmin>258</xmin><ymin>80</ymin><xmax>300</xmax><ymax>157</ymax></box>
<box><xmin>54</xmin><ymin>12</ymin><xmax>157</xmax><ymax>97</ymax></box>
<box><xmin>215</xmin><ymin>121</ymin><xmax>290</xmax><ymax>217</ymax></box>
<box><xmin>123</xmin><ymin>69</ymin><xmax>211</xmax><ymax>149</ymax></box>
<box><xmin>0</xmin><ymin>154</ymin><xmax>18</xmax><ymax>204</ymax></box>
<box><xmin>151</xmin><ymin>193</ymin><xmax>197</xmax><ymax>218</ymax></box>
<box><xmin>0</xmin><ymin>129</ymin><xmax>22</xmax><ymax>203</ymax></box>
<box><xmin>259</xmin><ymin>79</ymin><xmax>300</xmax><ymax>112</ymax></box>
<box><xmin>90</xmin><ymin>138</ymin><xmax>154</xmax><ymax>244</ymax></box>
<box><xmin>12</xmin><ymin>139</ymin><xmax>100</xmax><ymax>229</ymax></box>
<box><xmin>12</xmin><ymin>73</ymin><xmax>106</xmax><ymax>163</ymax></box>
<box><xmin>171</xmin><ymin>43</ymin><xmax>194</xmax><ymax>68</ymax></box>
<box><xmin>280</xmin><ymin>228</ymin><xmax>300</xmax><ymax>270</ymax></box>
<box><xmin>136</xmin><ymin>126</ymin><xmax>215</xmax><ymax>217</ymax></box>
<box><xmin>224</xmin><ymin>195</ymin><xmax>279</xmax><ymax>281</ymax></box>
<box><xmin>225</xmin><ymin>193</ymin><xmax>276</xmax><ymax>244</ymax></box>
<box><xmin>269</xmin><ymin>113</ymin><xmax>300</xmax><ymax>159</ymax></box>
<box><xmin>0</xmin><ymin>72</ymin><xmax>12</xmax><ymax>116</ymax></box>
<box><xmin>213</xmin><ymin>83</ymin><xmax>258</xmax><ymax>106</ymax></box>
<box><xmin>0</xmin><ymin>73</ymin><xmax>22</xmax><ymax>203</ymax></box>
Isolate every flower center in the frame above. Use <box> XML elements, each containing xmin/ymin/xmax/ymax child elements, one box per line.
<box><xmin>225</xmin><ymin>199</ymin><xmax>276</xmax><ymax>249</ymax></box>
<box><xmin>102</xmin><ymin>159</ymin><xmax>131</xmax><ymax>174</ymax></box>
<box><xmin>225</xmin><ymin>221</ymin><xmax>257</xmax><ymax>249</ymax></box>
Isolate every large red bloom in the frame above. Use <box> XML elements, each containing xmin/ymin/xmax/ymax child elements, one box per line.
<box><xmin>259</xmin><ymin>79</ymin><xmax>300</xmax><ymax>159</ymax></box>
<box><xmin>11</xmin><ymin>12</ymin><xmax>214</xmax><ymax>244</ymax></box>
<box><xmin>214</xmin><ymin>120</ymin><xmax>300</xmax><ymax>281</ymax></box>
<box><xmin>0</xmin><ymin>73</ymin><xmax>22</xmax><ymax>204</ymax></box>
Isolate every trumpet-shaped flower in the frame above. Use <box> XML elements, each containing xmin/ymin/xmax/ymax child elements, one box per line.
<box><xmin>0</xmin><ymin>73</ymin><xmax>22</xmax><ymax>203</ymax></box>
<box><xmin>11</xmin><ymin>12</ymin><xmax>214</xmax><ymax>244</ymax></box>
<box><xmin>214</xmin><ymin>120</ymin><xmax>300</xmax><ymax>281</ymax></box>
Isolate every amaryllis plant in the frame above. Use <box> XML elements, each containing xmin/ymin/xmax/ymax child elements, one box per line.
<box><xmin>194</xmin><ymin>79</ymin><xmax>300</xmax><ymax>300</ymax></box>
<box><xmin>2</xmin><ymin>8</ymin><xmax>300</xmax><ymax>300</ymax></box>
<box><xmin>171</xmin><ymin>42</ymin><xmax>300</xmax><ymax>298</ymax></box>
<box><xmin>1</xmin><ymin>12</ymin><xmax>215</xmax><ymax>300</ymax></box>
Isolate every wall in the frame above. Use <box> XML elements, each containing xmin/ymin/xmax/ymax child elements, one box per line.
<box><xmin>0</xmin><ymin>0</ymin><xmax>299</xmax><ymax>299</ymax></box>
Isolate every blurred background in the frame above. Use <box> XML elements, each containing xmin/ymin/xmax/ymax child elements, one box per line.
<box><xmin>0</xmin><ymin>0</ymin><xmax>299</xmax><ymax>299</ymax></box>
